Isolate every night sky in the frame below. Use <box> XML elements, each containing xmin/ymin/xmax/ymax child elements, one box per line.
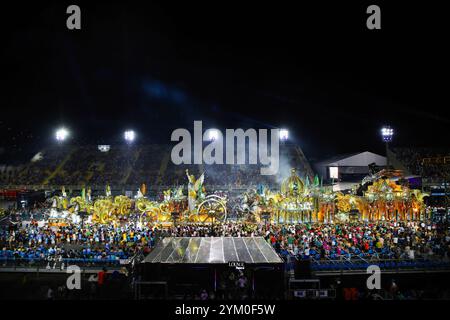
<box><xmin>1</xmin><ymin>1</ymin><xmax>449</xmax><ymax>161</ymax></box>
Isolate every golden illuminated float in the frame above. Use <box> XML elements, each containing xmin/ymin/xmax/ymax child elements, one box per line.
<box><xmin>183</xmin><ymin>169</ymin><xmax>227</xmax><ymax>223</ymax></box>
<box><xmin>58</xmin><ymin>167</ymin><xmax>428</xmax><ymax>226</ymax></box>
<box><xmin>319</xmin><ymin>175</ymin><xmax>429</xmax><ymax>223</ymax></box>
<box><xmin>234</xmin><ymin>169</ymin><xmax>318</xmax><ymax>224</ymax></box>
<box><xmin>231</xmin><ymin>168</ymin><xmax>429</xmax><ymax>224</ymax></box>
<box><xmin>73</xmin><ymin>172</ymin><xmax>228</xmax><ymax>226</ymax></box>
<box><xmin>363</xmin><ymin>178</ymin><xmax>429</xmax><ymax>221</ymax></box>
<box><xmin>275</xmin><ymin>169</ymin><xmax>317</xmax><ymax>223</ymax></box>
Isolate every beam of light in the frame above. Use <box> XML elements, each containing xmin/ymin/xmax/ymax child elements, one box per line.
<box><xmin>124</xmin><ymin>130</ymin><xmax>136</xmax><ymax>142</ymax></box>
<box><xmin>55</xmin><ymin>128</ymin><xmax>69</xmax><ymax>141</ymax></box>
<box><xmin>98</xmin><ymin>145</ymin><xmax>110</xmax><ymax>152</ymax></box>
<box><xmin>279</xmin><ymin>129</ymin><xmax>289</xmax><ymax>141</ymax></box>
<box><xmin>207</xmin><ymin>129</ymin><xmax>219</xmax><ymax>141</ymax></box>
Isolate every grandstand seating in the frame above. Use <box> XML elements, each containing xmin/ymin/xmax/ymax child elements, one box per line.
<box><xmin>0</xmin><ymin>144</ymin><xmax>314</xmax><ymax>189</ymax></box>
<box><xmin>393</xmin><ymin>147</ymin><xmax>450</xmax><ymax>177</ymax></box>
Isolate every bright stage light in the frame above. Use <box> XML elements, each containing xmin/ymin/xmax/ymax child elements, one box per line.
<box><xmin>207</xmin><ymin>129</ymin><xmax>219</xmax><ymax>141</ymax></box>
<box><xmin>279</xmin><ymin>129</ymin><xmax>289</xmax><ymax>141</ymax></box>
<box><xmin>124</xmin><ymin>130</ymin><xmax>136</xmax><ymax>142</ymax></box>
<box><xmin>98</xmin><ymin>145</ymin><xmax>110</xmax><ymax>152</ymax></box>
<box><xmin>55</xmin><ymin>128</ymin><xmax>69</xmax><ymax>142</ymax></box>
<box><xmin>381</xmin><ymin>126</ymin><xmax>394</xmax><ymax>142</ymax></box>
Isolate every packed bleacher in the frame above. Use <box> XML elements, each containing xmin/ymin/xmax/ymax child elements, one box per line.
<box><xmin>393</xmin><ymin>147</ymin><xmax>450</xmax><ymax>179</ymax></box>
<box><xmin>0</xmin><ymin>144</ymin><xmax>314</xmax><ymax>189</ymax></box>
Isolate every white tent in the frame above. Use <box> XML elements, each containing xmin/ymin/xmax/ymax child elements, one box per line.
<box><xmin>315</xmin><ymin>151</ymin><xmax>387</xmax><ymax>181</ymax></box>
<box><xmin>320</xmin><ymin>151</ymin><xmax>386</xmax><ymax>167</ymax></box>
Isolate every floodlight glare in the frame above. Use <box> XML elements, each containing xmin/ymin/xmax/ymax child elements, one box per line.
<box><xmin>98</xmin><ymin>145</ymin><xmax>111</xmax><ymax>152</ymax></box>
<box><xmin>55</xmin><ymin>128</ymin><xmax>69</xmax><ymax>142</ymax></box>
<box><xmin>124</xmin><ymin>130</ymin><xmax>136</xmax><ymax>142</ymax></box>
<box><xmin>381</xmin><ymin>126</ymin><xmax>394</xmax><ymax>142</ymax></box>
<box><xmin>208</xmin><ymin>129</ymin><xmax>219</xmax><ymax>141</ymax></box>
<box><xmin>279</xmin><ymin>129</ymin><xmax>289</xmax><ymax>141</ymax></box>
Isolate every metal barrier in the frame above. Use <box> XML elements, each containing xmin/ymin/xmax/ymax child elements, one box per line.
<box><xmin>0</xmin><ymin>257</ymin><xmax>126</xmax><ymax>270</ymax></box>
<box><xmin>310</xmin><ymin>257</ymin><xmax>450</xmax><ymax>271</ymax></box>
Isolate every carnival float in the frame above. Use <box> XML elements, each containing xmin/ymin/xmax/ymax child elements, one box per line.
<box><xmin>44</xmin><ymin>167</ymin><xmax>429</xmax><ymax>226</ymax></box>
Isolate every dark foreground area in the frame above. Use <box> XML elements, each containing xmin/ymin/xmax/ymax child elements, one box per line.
<box><xmin>1</xmin><ymin>266</ymin><xmax>450</xmax><ymax>300</ymax></box>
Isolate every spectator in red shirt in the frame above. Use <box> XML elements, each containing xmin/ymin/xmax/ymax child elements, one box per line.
<box><xmin>98</xmin><ymin>267</ymin><xmax>107</xmax><ymax>286</ymax></box>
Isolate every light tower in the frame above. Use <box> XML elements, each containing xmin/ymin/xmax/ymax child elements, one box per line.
<box><xmin>55</xmin><ymin>127</ymin><xmax>69</xmax><ymax>142</ymax></box>
<box><xmin>381</xmin><ymin>126</ymin><xmax>394</xmax><ymax>168</ymax></box>
<box><xmin>207</xmin><ymin>129</ymin><xmax>219</xmax><ymax>141</ymax></box>
<box><xmin>279</xmin><ymin>129</ymin><xmax>289</xmax><ymax>142</ymax></box>
<box><xmin>124</xmin><ymin>130</ymin><xmax>136</xmax><ymax>143</ymax></box>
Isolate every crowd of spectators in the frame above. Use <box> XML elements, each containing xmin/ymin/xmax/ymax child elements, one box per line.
<box><xmin>1</xmin><ymin>214</ymin><xmax>160</xmax><ymax>267</ymax></box>
<box><xmin>394</xmin><ymin>147</ymin><xmax>450</xmax><ymax>179</ymax></box>
<box><xmin>151</xmin><ymin>221</ymin><xmax>450</xmax><ymax>262</ymax></box>
<box><xmin>0</xmin><ymin>147</ymin><xmax>67</xmax><ymax>185</ymax></box>
<box><xmin>126</xmin><ymin>144</ymin><xmax>164</xmax><ymax>186</ymax></box>
<box><xmin>1</xmin><ymin>207</ymin><xmax>450</xmax><ymax>301</ymax></box>
<box><xmin>0</xmin><ymin>144</ymin><xmax>313</xmax><ymax>190</ymax></box>
<box><xmin>3</xmin><ymin>209</ymin><xmax>450</xmax><ymax>268</ymax></box>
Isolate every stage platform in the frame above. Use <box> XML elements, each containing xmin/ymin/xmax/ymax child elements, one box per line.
<box><xmin>139</xmin><ymin>237</ymin><xmax>285</xmax><ymax>298</ymax></box>
<box><xmin>143</xmin><ymin>237</ymin><xmax>283</xmax><ymax>264</ymax></box>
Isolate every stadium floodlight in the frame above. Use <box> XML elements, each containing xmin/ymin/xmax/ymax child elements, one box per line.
<box><xmin>381</xmin><ymin>126</ymin><xmax>394</xmax><ymax>168</ymax></box>
<box><xmin>381</xmin><ymin>126</ymin><xmax>394</xmax><ymax>142</ymax></box>
<box><xmin>124</xmin><ymin>130</ymin><xmax>136</xmax><ymax>142</ymax></box>
<box><xmin>55</xmin><ymin>127</ymin><xmax>69</xmax><ymax>142</ymax></box>
<box><xmin>98</xmin><ymin>145</ymin><xmax>111</xmax><ymax>152</ymax></box>
<box><xmin>279</xmin><ymin>129</ymin><xmax>289</xmax><ymax>141</ymax></box>
<box><xmin>207</xmin><ymin>129</ymin><xmax>219</xmax><ymax>141</ymax></box>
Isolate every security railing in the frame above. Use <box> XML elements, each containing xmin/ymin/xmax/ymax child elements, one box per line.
<box><xmin>0</xmin><ymin>256</ymin><xmax>128</xmax><ymax>270</ymax></box>
<box><xmin>310</xmin><ymin>257</ymin><xmax>450</xmax><ymax>272</ymax></box>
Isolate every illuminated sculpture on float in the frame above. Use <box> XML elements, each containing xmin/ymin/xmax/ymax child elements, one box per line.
<box><xmin>57</xmin><ymin>167</ymin><xmax>428</xmax><ymax>226</ymax></box>
<box><xmin>271</xmin><ymin>168</ymin><xmax>323</xmax><ymax>224</ymax></box>
<box><xmin>135</xmin><ymin>170</ymin><xmax>227</xmax><ymax>225</ymax></box>
<box><xmin>363</xmin><ymin>177</ymin><xmax>429</xmax><ymax>221</ymax></box>
<box><xmin>47</xmin><ymin>186</ymin><xmax>69</xmax><ymax>226</ymax></box>
<box><xmin>231</xmin><ymin>168</ymin><xmax>429</xmax><ymax>224</ymax></box>
<box><xmin>320</xmin><ymin>171</ymin><xmax>429</xmax><ymax>223</ymax></box>
<box><xmin>135</xmin><ymin>183</ymin><xmax>169</xmax><ymax>225</ymax></box>
<box><xmin>89</xmin><ymin>184</ymin><xmax>132</xmax><ymax>226</ymax></box>
<box><xmin>47</xmin><ymin>186</ymin><xmax>85</xmax><ymax>226</ymax></box>
<box><xmin>232</xmin><ymin>188</ymin><xmax>267</xmax><ymax>223</ymax></box>
<box><xmin>156</xmin><ymin>185</ymin><xmax>186</xmax><ymax>223</ymax></box>
<box><xmin>185</xmin><ymin>169</ymin><xmax>228</xmax><ymax>223</ymax></box>
<box><xmin>233</xmin><ymin>169</ymin><xmax>317</xmax><ymax>224</ymax></box>
<box><xmin>318</xmin><ymin>187</ymin><xmax>336</xmax><ymax>223</ymax></box>
<box><xmin>331</xmin><ymin>192</ymin><xmax>364</xmax><ymax>223</ymax></box>
<box><xmin>186</xmin><ymin>169</ymin><xmax>204</xmax><ymax>212</ymax></box>
<box><xmin>51</xmin><ymin>186</ymin><xmax>69</xmax><ymax>210</ymax></box>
